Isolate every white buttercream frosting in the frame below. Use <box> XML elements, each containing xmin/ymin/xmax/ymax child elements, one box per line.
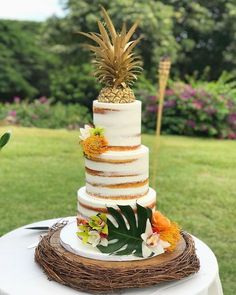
<box><xmin>86</xmin><ymin>182</ymin><xmax>149</xmax><ymax>197</ymax></box>
<box><xmin>77</xmin><ymin>186</ymin><xmax>156</xmax><ymax>220</ymax></box>
<box><xmin>93</xmin><ymin>100</ymin><xmax>141</xmax><ymax>147</ymax></box>
<box><xmin>85</xmin><ymin>145</ymin><xmax>149</xmax><ymax>198</ymax></box>
<box><xmin>85</xmin><ymin>173</ymin><xmax>148</xmax><ymax>185</ymax></box>
<box><xmin>85</xmin><ymin>145</ymin><xmax>148</xmax><ymax>173</ymax></box>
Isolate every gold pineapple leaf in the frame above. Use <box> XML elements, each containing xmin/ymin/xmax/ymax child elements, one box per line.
<box><xmin>79</xmin><ymin>6</ymin><xmax>142</xmax><ymax>88</ymax></box>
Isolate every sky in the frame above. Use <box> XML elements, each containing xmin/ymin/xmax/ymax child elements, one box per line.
<box><xmin>0</xmin><ymin>0</ymin><xmax>65</xmax><ymax>21</ymax></box>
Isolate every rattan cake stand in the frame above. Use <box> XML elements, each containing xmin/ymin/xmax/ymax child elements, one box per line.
<box><xmin>35</xmin><ymin>222</ymin><xmax>200</xmax><ymax>294</ymax></box>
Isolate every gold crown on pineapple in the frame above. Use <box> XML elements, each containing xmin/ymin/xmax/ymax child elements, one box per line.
<box><xmin>80</xmin><ymin>7</ymin><xmax>142</xmax><ymax>103</ymax></box>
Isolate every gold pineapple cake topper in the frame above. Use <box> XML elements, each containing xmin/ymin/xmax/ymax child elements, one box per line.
<box><xmin>80</xmin><ymin>7</ymin><xmax>142</xmax><ymax>103</ymax></box>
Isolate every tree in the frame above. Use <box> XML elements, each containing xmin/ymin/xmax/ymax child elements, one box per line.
<box><xmin>0</xmin><ymin>20</ymin><xmax>58</xmax><ymax>101</ymax></box>
<box><xmin>165</xmin><ymin>0</ymin><xmax>236</xmax><ymax>79</ymax></box>
<box><xmin>42</xmin><ymin>0</ymin><xmax>178</xmax><ymax>82</ymax></box>
<box><xmin>43</xmin><ymin>0</ymin><xmax>236</xmax><ymax>83</ymax></box>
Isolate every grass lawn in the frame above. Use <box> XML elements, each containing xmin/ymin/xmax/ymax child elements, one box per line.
<box><xmin>0</xmin><ymin>126</ymin><xmax>235</xmax><ymax>294</ymax></box>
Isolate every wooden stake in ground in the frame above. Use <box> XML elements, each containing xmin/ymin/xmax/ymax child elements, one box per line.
<box><xmin>151</xmin><ymin>57</ymin><xmax>171</xmax><ymax>188</ymax></box>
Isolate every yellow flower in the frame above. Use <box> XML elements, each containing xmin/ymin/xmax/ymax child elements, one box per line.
<box><xmin>159</xmin><ymin>222</ymin><xmax>181</xmax><ymax>252</ymax></box>
<box><xmin>81</xmin><ymin>135</ymin><xmax>108</xmax><ymax>158</ymax></box>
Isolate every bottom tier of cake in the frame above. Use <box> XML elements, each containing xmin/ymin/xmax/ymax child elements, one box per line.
<box><xmin>77</xmin><ymin>186</ymin><xmax>156</xmax><ymax>220</ymax></box>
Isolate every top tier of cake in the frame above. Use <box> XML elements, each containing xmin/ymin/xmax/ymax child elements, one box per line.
<box><xmin>93</xmin><ymin>100</ymin><xmax>141</xmax><ymax>148</ymax></box>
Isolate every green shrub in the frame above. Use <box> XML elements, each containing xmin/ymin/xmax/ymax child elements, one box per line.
<box><xmin>50</xmin><ymin>64</ymin><xmax>100</xmax><ymax>109</ymax></box>
<box><xmin>139</xmin><ymin>77</ymin><xmax>236</xmax><ymax>139</ymax></box>
<box><xmin>0</xmin><ymin>98</ymin><xmax>91</xmax><ymax>129</ymax></box>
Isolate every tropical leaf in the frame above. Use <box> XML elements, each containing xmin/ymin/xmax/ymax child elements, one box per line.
<box><xmin>0</xmin><ymin>132</ymin><xmax>11</xmax><ymax>150</ymax></box>
<box><xmin>97</xmin><ymin>204</ymin><xmax>152</xmax><ymax>257</ymax></box>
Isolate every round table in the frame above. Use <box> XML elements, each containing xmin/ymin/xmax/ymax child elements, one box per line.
<box><xmin>0</xmin><ymin>217</ymin><xmax>224</xmax><ymax>295</ymax></box>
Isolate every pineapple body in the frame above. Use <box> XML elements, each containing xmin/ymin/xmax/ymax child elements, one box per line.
<box><xmin>98</xmin><ymin>86</ymin><xmax>135</xmax><ymax>103</ymax></box>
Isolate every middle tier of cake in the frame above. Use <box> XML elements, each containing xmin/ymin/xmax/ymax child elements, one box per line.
<box><xmin>85</xmin><ymin>145</ymin><xmax>149</xmax><ymax>199</ymax></box>
<box><xmin>77</xmin><ymin>186</ymin><xmax>156</xmax><ymax>219</ymax></box>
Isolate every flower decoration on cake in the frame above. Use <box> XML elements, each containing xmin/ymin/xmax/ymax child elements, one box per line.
<box><xmin>79</xmin><ymin>7</ymin><xmax>142</xmax><ymax>103</ymax></box>
<box><xmin>79</xmin><ymin>124</ymin><xmax>92</xmax><ymax>141</ymax></box>
<box><xmin>77</xmin><ymin>213</ymin><xmax>108</xmax><ymax>247</ymax></box>
<box><xmin>151</xmin><ymin>211</ymin><xmax>181</xmax><ymax>251</ymax></box>
<box><xmin>141</xmin><ymin>219</ymin><xmax>170</xmax><ymax>258</ymax></box>
<box><xmin>77</xmin><ymin>204</ymin><xmax>181</xmax><ymax>258</ymax></box>
<box><xmin>79</xmin><ymin>124</ymin><xmax>108</xmax><ymax>158</ymax></box>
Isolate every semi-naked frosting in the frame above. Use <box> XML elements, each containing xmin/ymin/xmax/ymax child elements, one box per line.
<box><xmin>85</xmin><ymin>145</ymin><xmax>149</xmax><ymax>198</ymax></box>
<box><xmin>93</xmin><ymin>100</ymin><xmax>141</xmax><ymax>147</ymax></box>
<box><xmin>77</xmin><ymin>100</ymin><xmax>156</xmax><ymax>218</ymax></box>
<box><xmin>77</xmin><ymin>186</ymin><xmax>156</xmax><ymax>218</ymax></box>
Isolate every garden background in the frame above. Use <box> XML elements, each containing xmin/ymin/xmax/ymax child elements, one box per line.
<box><xmin>0</xmin><ymin>1</ymin><xmax>236</xmax><ymax>294</ymax></box>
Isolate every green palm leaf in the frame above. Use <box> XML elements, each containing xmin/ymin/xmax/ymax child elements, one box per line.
<box><xmin>0</xmin><ymin>132</ymin><xmax>11</xmax><ymax>150</ymax></box>
<box><xmin>97</xmin><ymin>204</ymin><xmax>152</xmax><ymax>257</ymax></box>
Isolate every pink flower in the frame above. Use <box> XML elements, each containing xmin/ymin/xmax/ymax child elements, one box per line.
<box><xmin>228</xmin><ymin>133</ymin><xmax>236</xmax><ymax>140</ymax></box>
<box><xmin>180</xmin><ymin>86</ymin><xmax>197</xmax><ymax>100</ymax></box>
<box><xmin>164</xmin><ymin>100</ymin><xmax>176</xmax><ymax>108</ymax></box>
<box><xmin>13</xmin><ymin>96</ymin><xmax>20</xmax><ymax>103</ymax></box>
<box><xmin>147</xmin><ymin>105</ymin><xmax>157</xmax><ymax>113</ymax></box>
<box><xmin>8</xmin><ymin>110</ymin><xmax>17</xmax><ymax>117</ymax></box>
<box><xmin>192</xmin><ymin>100</ymin><xmax>203</xmax><ymax>110</ymax></box>
<box><xmin>228</xmin><ymin>113</ymin><xmax>236</xmax><ymax>124</ymax></box>
<box><xmin>205</xmin><ymin>107</ymin><xmax>216</xmax><ymax>115</ymax></box>
<box><xmin>38</xmin><ymin>96</ymin><xmax>48</xmax><ymax>104</ymax></box>
<box><xmin>165</xmin><ymin>89</ymin><xmax>174</xmax><ymax>96</ymax></box>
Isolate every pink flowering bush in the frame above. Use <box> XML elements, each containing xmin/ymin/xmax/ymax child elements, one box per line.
<box><xmin>139</xmin><ymin>82</ymin><xmax>236</xmax><ymax>139</ymax></box>
<box><xmin>0</xmin><ymin>97</ymin><xmax>91</xmax><ymax>129</ymax></box>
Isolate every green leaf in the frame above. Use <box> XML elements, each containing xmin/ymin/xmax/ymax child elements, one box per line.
<box><xmin>0</xmin><ymin>132</ymin><xmax>11</xmax><ymax>150</ymax></box>
<box><xmin>97</xmin><ymin>204</ymin><xmax>152</xmax><ymax>257</ymax></box>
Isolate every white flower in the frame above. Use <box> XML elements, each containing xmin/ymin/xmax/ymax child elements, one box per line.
<box><xmin>99</xmin><ymin>237</ymin><xmax>109</xmax><ymax>247</ymax></box>
<box><xmin>141</xmin><ymin>220</ymin><xmax>170</xmax><ymax>258</ymax></box>
<box><xmin>79</xmin><ymin>124</ymin><xmax>92</xmax><ymax>140</ymax></box>
<box><xmin>88</xmin><ymin>231</ymin><xmax>108</xmax><ymax>247</ymax></box>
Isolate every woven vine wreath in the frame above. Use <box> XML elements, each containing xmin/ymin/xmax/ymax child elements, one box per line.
<box><xmin>35</xmin><ymin>223</ymin><xmax>200</xmax><ymax>294</ymax></box>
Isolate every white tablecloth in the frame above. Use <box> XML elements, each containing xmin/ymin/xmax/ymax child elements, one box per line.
<box><xmin>0</xmin><ymin>217</ymin><xmax>224</xmax><ymax>295</ymax></box>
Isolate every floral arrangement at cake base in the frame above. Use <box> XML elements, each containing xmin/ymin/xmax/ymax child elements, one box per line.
<box><xmin>76</xmin><ymin>204</ymin><xmax>181</xmax><ymax>259</ymax></box>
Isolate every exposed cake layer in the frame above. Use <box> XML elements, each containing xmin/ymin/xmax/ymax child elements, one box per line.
<box><xmin>85</xmin><ymin>145</ymin><xmax>149</xmax><ymax>198</ymax></box>
<box><xmin>77</xmin><ymin>186</ymin><xmax>156</xmax><ymax>219</ymax></box>
<box><xmin>93</xmin><ymin>100</ymin><xmax>141</xmax><ymax>147</ymax></box>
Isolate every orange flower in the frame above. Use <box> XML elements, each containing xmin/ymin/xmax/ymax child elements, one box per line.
<box><xmin>81</xmin><ymin>135</ymin><xmax>108</xmax><ymax>158</ymax></box>
<box><xmin>152</xmin><ymin>211</ymin><xmax>171</xmax><ymax>232</ymax></box>
<box><xmin>159</xmin><ymin>222</ymin><xmax>181</xmax><ymax>251</ymax></box>
<box><xmin>152</xmin><ymin>211</ymin><xmax>181</xmax><ymax>252</ymax></box>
